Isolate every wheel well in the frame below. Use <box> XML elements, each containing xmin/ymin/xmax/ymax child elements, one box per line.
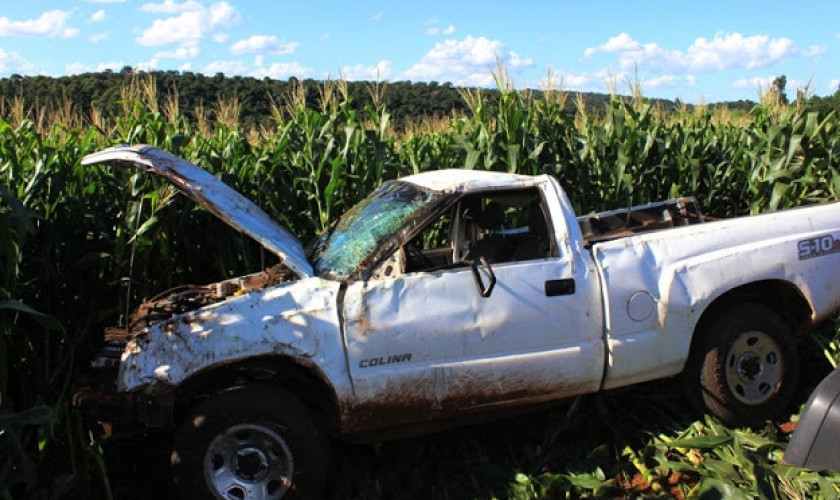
<box><xmin>697</xmin><ymin>279</ymin><xmax>813</xmax><ymax>335</ymax></box>
<box><xmin>175</xmin><ymin>356</ymin><xmax>342</xmax><ymax>435</ymax></box>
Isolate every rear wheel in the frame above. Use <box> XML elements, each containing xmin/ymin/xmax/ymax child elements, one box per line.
<box><xmin>172</xmin><ymin>384</ymin><xmax>328</xmax><ymax>500</ymax></box>
<box><xmin>684</xmin><ymin>303</ymin><xmax>799</xmax><ymax>426</ymax></box>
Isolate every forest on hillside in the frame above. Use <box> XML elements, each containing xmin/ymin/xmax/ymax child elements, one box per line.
<box><xmin>0</xmin><ymin>68</ymin><xmax>769</xmax><ymax>131</ymax></box>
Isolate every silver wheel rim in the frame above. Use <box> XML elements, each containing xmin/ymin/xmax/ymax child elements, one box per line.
<box><xmin>725</xmin><ymin>330</ymin><xmax>784</xmax><ymax>405</ymax></box>
<box><xmin>204</xmin><ymin>423</ymin><xmax>294</xmax><ymax>500</ymax></box>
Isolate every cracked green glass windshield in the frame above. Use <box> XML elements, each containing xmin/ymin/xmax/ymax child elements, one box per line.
<box><xmin>311</xmin><ymin>181</ymin><xmax>442</xmax><ymax>278</ymax></box>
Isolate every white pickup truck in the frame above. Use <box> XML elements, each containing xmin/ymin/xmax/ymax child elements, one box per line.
<box><xmin>76</xmin><ymin>145</ymin><xmax>840</xmax><ymax>500</ymax></box>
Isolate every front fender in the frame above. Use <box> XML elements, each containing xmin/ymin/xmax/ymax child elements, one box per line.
<box><xmin>118</xmin><ymin>277</ymin><xmax>345</xmax><ymax>392</ymax></box>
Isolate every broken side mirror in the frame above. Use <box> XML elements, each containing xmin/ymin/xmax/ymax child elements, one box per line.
<box><xmin>468</xmin><ymin>256</ymin><xmax>496</xmax><ymax>298</ymax></box>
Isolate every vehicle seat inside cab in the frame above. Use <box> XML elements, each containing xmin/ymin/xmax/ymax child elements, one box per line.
<box><xmin>466</xmin><ymin>201</ymin><xmax>514</xmax><ymax>263</ymax></box>
<box><xmin>512</xmin><ymin>204</ymin><xmax>550</xmax><ymax>261</ymax></box>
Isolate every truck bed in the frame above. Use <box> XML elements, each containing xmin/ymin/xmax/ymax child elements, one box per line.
<box><xmin>578</xmin><ymin>197</ymin><xmax>704</xmax><ymax>246</ymax></box>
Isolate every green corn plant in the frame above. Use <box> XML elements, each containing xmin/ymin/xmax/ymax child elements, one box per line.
<box><xmin>0</xmin><ymin>167</ymin><xmax>112</xmax><ymax>499</ymax></box>
<box><xmin>2</xmin><ymin>75</ymin><xmax>840</xmax><ymax>500</ymax></box>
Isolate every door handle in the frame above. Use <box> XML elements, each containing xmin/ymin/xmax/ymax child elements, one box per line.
<box><xmin>545</xmin><ymin>279</ymin><xmax>575</xmax><ymax>296</ymax></box>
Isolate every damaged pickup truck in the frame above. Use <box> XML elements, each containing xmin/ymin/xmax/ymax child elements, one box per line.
<box><xmin>76</xmin><ymin>145</ymin><xmax>840</xmax><ymax>499</ymax></box>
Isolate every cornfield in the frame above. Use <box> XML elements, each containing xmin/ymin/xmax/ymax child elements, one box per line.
<box><xmin>2</xmin><ymin>76</ymin><xmax>840</xmax><ymax>499</ymax></box>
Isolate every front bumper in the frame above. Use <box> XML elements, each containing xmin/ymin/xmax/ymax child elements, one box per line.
<box><xmin>73</xmin><ymin>385</ymin><xmax>138</xmax><ymax>438</ymax></box>
<box><xmin>73</xmin><ymin>336</ymin><xmax>176</xmax><ymax>438</ymax></box>
<box><xmin>74</xmin><ymin>384</ymin><xmax>176</xmax><ymax>438</ymax></box>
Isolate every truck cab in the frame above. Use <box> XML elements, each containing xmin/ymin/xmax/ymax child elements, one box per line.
<box><xmin>335</xmin><ymin>170</ymin><xmax>606</xmax><ymax>433</ymax></box>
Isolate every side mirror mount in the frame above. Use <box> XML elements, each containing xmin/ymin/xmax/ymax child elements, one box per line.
<box><xmin>468</xmin><ymin>256</ymin><xmax>496</xmax><ymax>298</ymax></box>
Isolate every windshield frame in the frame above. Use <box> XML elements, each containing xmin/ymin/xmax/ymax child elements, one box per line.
<box><xmin>308</xmin><ymin>180</ymin><xmax>450</xmax><ymax>280</ymax></box>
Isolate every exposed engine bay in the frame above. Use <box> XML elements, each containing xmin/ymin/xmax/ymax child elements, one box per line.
<box><xmin>107</xmin><ymin>263</ymin><xmax>296</xmax><ymax>341</ymax></box>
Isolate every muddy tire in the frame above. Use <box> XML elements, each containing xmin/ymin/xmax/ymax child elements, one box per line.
<box><xmin>684</xmin><ymin>303</ymin><xmax>799</xmax><ymax>427</ymax></box>
<box><xmin>171</xmin><ymin>384</ymin><xmax>328</xmax><ymax>500</ymax></box>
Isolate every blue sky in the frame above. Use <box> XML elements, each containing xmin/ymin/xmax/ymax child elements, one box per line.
<box><xmin>0</xmin><ymin>1</ymin><xmax>838</xmax><ymax>103</ymax></box>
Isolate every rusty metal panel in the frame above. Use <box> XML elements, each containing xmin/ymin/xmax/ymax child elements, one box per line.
<box><xmin>81</xmin><ymin>145</ymin><xmax>313</xmax><ymax>278</ymax></box>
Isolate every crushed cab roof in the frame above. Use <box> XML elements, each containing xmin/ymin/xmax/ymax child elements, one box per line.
<box><xmin>401</xmin><ymin>169</ymin><xmax>546</xmax><ymax>193</ymax></box>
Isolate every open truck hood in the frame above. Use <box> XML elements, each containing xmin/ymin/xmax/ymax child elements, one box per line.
<box><xmin>82</xmin><ymin>145</ymin><xmax>313</xmax><ymax>278</ymax></box>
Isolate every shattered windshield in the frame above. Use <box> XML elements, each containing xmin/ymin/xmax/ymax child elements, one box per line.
<box><xmin>310</xmin><ymin>181</ymin><xmax>442</xmax><ymax>279</ymax></box>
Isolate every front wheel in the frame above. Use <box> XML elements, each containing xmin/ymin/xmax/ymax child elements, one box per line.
<box><xmin>171</xmin><ymin>384</ymin><xmax>328</xmax><ymax>500</ymax></box>
<box><xmin>684</xmin><ymin>303</ymin><xmax>799</xmax><ymax>427</ymax></box>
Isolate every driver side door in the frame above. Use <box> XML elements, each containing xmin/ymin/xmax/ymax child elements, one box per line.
<box><xmin>341</xmin><ymin>188</ymin><xmax>604</xmax><ymax>431</ymax></box>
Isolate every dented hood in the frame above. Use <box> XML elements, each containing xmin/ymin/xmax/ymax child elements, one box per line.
<box><xmin>82</xmin><ymin>145</ymin><xmax>313</xmax><ymax>278</ymax></box>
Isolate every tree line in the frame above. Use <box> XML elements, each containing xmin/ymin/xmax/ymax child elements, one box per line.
<box><xmin>0</xmin><ymin>68</ymin><xmax>722</xmax><ymax>131</ymax></box>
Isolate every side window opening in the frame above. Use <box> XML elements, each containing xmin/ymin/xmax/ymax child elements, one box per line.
<box><xmin>403</xmin><ymin>211</ymin><xmax>455</xmax><ymax>272</ymax></box>
<box><xmin>380</xmin><ymin>187</ymin><xmax>554</xmax><ymax>277</ymax></box>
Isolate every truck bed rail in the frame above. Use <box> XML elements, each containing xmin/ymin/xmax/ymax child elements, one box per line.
<box><xmin>578</xmin><ymin>197</ymin><xmax>704</xmax><ymax>246</ymax></box>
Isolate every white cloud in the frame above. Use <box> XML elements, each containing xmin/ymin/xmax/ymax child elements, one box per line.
<box><xmin>66</xmin><ymin>62</ymin><xmax>90</xmax><ymax>74</ymax></box>
<box><xmin>97</xmin><ymin>61</ymin><xmax>124</xmax><ymax>71</ymax></box>
<box><xmin>424</xmin><ymin>19</ymin><xmax>455</xmax><ymax>36</ymax></box>
<box><xmin>230</xmin><ymin>35</ymin><xmax>298</xmax><ymax>55</ymax></box>
<box><xmin>84</xmin><ymin>0</ymin><xmax>125</xmax><ymax>3</ymax></box>
<box><xmin>830</xmin><ymin>79</ymin><xmax>840</xmax><ymax>92</ymax></box>
<box><xmin>371</xmin><ymin>11</ymin><xmax>384</xmax><ymax>21</ymax></box>
<box><xmin>321</xmin><ymin>33</ymin><xmax>330</xmax><ymax>42</ymax></box>
<box><xmin>154</xmin><ymin>46</ymin><xmax>199</xmax><ymax>59</ymax></box>
<box><xmin>539</xmin><ymin>70</ymin><xmax>596</xmax><ymax>92</ymax></box>
<box><xmin>136</xmin><ymin>59</ymin><xmax>159</xmax><ymax>71</ymax></box>
<box><xmin>583</xmin><ymin>32</ymin><xmax>640</xmax><ymax>58</ymax></box>
<box><xmin>204</xmin><ymin>59</ymin><xmax>249</xmax><ymax>75</ymax></box>
<box><xmin>0</xmin><ymin>10</ymin><xmax>78</xmax><ymax>38</ymax></box>
<box><xmin>686</xmin><ymin>33</ymin><xmax>796</xmax><ymax>71</ymax></box>
<box><xmin>644</xmin><ymin>74</ymin><xmax>694</xmax><ymax>89</ymax></box>
<box><xmin>140</xmin><ymin>0</ymin><xmax>203</xmax><ymax>14</ymax></box>
<box><xmin>89</xmin><ymin>32</ymin><xmax>108</xmax><ymax>42</ymax></box>
<box><xmin>340</xmin><ymin>61</ymin><xmax>392</xmax><ymax>81</ymax></box>
<box><xmin>0</xmin><ymin>48</ymin><xmax>37</xmax><ymax>75</ymax></box>
<box><xmin>403</xmin><ymin>35</ymin><xmax>533</xmax><ymax>86</ymax></box>
<box><xmin>803</xmin><ymin>45</ymin><xmax>827</xmax><ymax>58</ymax></box>
<box><xmin>251</xmin><ymin>61</ymin><xmax>313</xmax><ymax>79</ymax></box>
<box><xmin>425</xmin><ymin>25</ymin><xmax>455</xmax><ymax>36</ymax></box>
<box><xmin>137</xmin><ymin>2</ymin><xmax>241</xmax><ymax>47</ymax></box>
<box><xmin>732</xmin><ymin>75</ymin><xmax>775</xmax><ymax>89</ymax></box>
<box><xmin>64</xmin><ymin>61</ymin><xmax>125</xmax><ymax>75</ymax></box>
<box><xmin>90</xmin><ymin>10</ymin><xmax>106</xmax><ymax>22</ymax></box>
<box><xmin>645</xmin><ymin>75</ymin><xmax>678</xmax><ymax>88</ymax></box>
<box><xmin>585</xmin><ymin>32</ymin><xmax>808</xmax><ymax>74</ymax></box>
<box><xmin>788</xmin><ymin>79</ymin><xmax>811</xmax><ymax>94</ymax></box>
<box><xmin>562</xmin><ymin>73</ymin><xmax>591</xmax><ymax>89</ymax></box>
